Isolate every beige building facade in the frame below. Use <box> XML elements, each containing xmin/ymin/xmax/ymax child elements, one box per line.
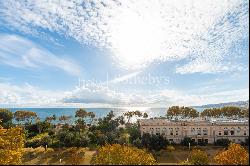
<box><xmin>139</xmin><ymin>119</ymin><xmax>249</xmax><ymax>144</ymax></box>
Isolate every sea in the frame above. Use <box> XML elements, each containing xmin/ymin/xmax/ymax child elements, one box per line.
<box><xmin>7</xmin><ymin>107</ymin><xmax>205</xmax><ymax>122</ymax></box>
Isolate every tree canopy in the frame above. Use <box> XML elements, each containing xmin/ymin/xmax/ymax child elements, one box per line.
<box><xmin>90</xmin><ymin>144</ymin><xmax>157</xmax><ymax>165</ymax></box>
<box><xmin>214</xmin><ymin>143</ymin><xmax>249</xmax><ymax>165</ymax></box>
<box><xmin>0</xmin><ymin>125</ymin><xmax>25</xmax><ymax>165</ymax></box>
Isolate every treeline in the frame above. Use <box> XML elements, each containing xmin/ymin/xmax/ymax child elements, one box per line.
<box><xmin>0</xmin><ymin>108</ymin><xmax>168</xmax><ymax>152</ymax></box>
<box><xmin>166</xmin><ymin>106</ymin><xmax>249</xmax><ymax>119</ymax></box>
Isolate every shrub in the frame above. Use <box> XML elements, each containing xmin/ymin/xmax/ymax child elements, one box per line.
<box><xmin>215</xmin><ymin>138</ymin><xmax>231</xmax><ymax>146</ymax></box>
<box><xmin>214</xmin><ymin>143</ymin><xmax>249</xmax><ymax>165</ymax></box>
<box><xmin>189</xmin><ymin>149</ymin><xmax>209</xmax><ymax>165</ymax></box>
<box><xmin>90</xmin><ymin>144</ymin><xmax>157</xmax><ymax>165</ymax></box>
<box><xmin>166</xmin><ymin>145</ymin><xmax>175</xmax><ymax>152</ymax></box>
<box><xmin>197</xmin><ymin>139</ymin><xmax>207</xmax><ymax>146</ymax></box>
<box><xmin>64</xmin><ymin>147</ymin><xmax>85</xmax><ymax>165</ymax></box>
<box><xmin>0</xmin><ymin>126</ymin><xmax>24</xmax><ymax>165</ymax></box>
<box><xmin>181</xmin><ymin>137</ymin><xmax>197</xmax><ymax>147</ymax></box>
<box><xmin>179</xmin><ymin>160</ymin><xmax>192</xmax><ymax>165</ymax></box>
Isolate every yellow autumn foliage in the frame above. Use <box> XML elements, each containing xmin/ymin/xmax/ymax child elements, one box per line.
<box><xmin>214</xmin><ymin>143</ymin><xmax>249</xmax><ymax>165</ymax></box>
<box><xmin>64</xmin><ymin>147</ymin><xmax>85</xmax><ymax>165</ymax></box>
<box><xmin>90</xmin><ymin>144</ymin><xmax>157</xmax><ymax>165</ymax></box>
<box><xmin>0</xmin><ymin>125</ymin><xmax>24</xmax><ymax>165</ymax></box>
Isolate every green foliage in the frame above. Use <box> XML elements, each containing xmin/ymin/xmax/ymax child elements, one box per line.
<box><xmin>25</xmin><ymin>121</ymin><xmax>52</xmax><ymax>138</ymax></box>
<box><xmin>201</xmin><ymin>106</ymin><xmax>246</xmax><ymax>118</ymax></box>
<box><xmin>0</xmin><ymin>109</ymin><xmax>13</xmax><ymax>128</ymax></box>
<box><xmin>123</xmin><ymin>110</ymin><xmax>143</xmax><ymax>123</ymax></box>
<box><xmin>14</xmin><ymin>110</ymin><xmax>37</xmax><ymax>124</ymax></box>
<box><xmin>125</xmin><ymin>123</ymin><xmax>141</xmax><ymax>144</ymax></box>
<box><xmin>58</xmin><ymin>115</ymin><xmax>72</xmax><ymax>125</ymax></box>
<box><xmin>141</xmin><ymin>133</ymin><xmax>169</xmax><ymax>151</ymax></box>
<box><xmin>181</xmin><ymin>137</ymin><xmax>197</xmax><ymax>146</ymax></box>
<box><xmin>166</xmin><ymin>106</ymin><xmax>199</xmax><ymax>119</ymax></box>
<box><xmin>25</xmin><ymin>132</ymin><xmax>50</xmax><ymax>148</ymax></box>
<box><xmin>189</xmin><ymin>149</ymin><xmax>209</xmax><ymax>165</ymax></box>
<box><xmin>57</xmin><ymin>130</ymin><xmax>90</xmax><ymax>148</ymax></box>
<box><xmin>215</xmin><ymin>138</ymin><xmax>231</xmax><ymax>146</ymax></box>
<box><xmin>197</xmin><ymin>139</ymin><xmax>207</xmax><ymax>146</ymax></box>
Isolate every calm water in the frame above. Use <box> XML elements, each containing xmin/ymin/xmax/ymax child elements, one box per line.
<box><xmin>8</xmin><ymin>107</ymin><xmax>165</xmax><ymax>121</ymax></box>
<box><xmin>7</xmin><ymin>107</ymin><xmax>204</xmax><ymax>122</ymax></box>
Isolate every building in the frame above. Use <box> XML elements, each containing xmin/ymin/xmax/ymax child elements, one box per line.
<box><xmin>139</xmin><ymin>118</ymin><xmax>249</xmax><ymax>144</ymax></box>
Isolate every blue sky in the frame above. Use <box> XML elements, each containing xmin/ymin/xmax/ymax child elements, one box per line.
<box><xmin>0</xmin><ymin>0</ymin><xmax>249</xmax><ymax>107</ymax></box>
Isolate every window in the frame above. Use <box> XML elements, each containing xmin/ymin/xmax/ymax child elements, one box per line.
<box><xmin>244</xmin><ymin>131</ymin><xmax>246</xmax><ymax>136</ymax></box>
<box><xmin>176</xmin><ymin>131</ymin><xmax>178</xmax><ymax>135</ymax></box>
<box><xmin>203</xmin><ymin>128</ymin><xmax>208</xmax><ymax>135</ymax></box>
<box><xmin>230</xmin><ymin>130</ymin><xmax>234</xmax><ymax>135</ymax></box>
<box><xmin>219</xmin><ymin>131</ymin><xmax>222</xmax><ymax>135</ymax></box>
<box><xmin>224</xmin><ymin>131</ymin><xmax>228</xmax><ymax>135</ymax></box>
<box><xmin>237</xmin><ymin>127</ymin><xmax>241</xmax><ymax>133</ymax></box>
<box><xmin>170</xmin><ymin>128</ymin><xmax>173</xmax><ymax>135</ymax></box>
<box><xmin>169</xmin><ymin>139</ymin><xmax>173</xmax><ymax>142</ymax></box>
<box><xmin>197</xmin><ymin>128</ymin><xmax>201</xmax><ymax>135</ymax></box>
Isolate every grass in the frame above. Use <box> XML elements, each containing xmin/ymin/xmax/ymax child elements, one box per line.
<box><xmin>22</xmin><ymin>145</ymin><xmax>248</xmax><ymax>165</ymax></box>
<box><xmin>22</xmin><ymin>147</ymin><xmax>96</xmax><ymax>165</ymax></box>
<box><xmin>156</xmin><ymin>145</ymin><xmax>226</xmax><ymax>165</ymax></box>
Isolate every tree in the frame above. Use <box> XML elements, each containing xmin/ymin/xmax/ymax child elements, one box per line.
<box><xmin>59</xmin><ymin>115</ymin><xmax>72</xmax><ymax>125</ymax></box>
<box><xmin>75</xmin><ymin>109</ymin><xmax>96</xmax><ymax>129</ymax></box>
<box><xmin>181</xmin><ymin>137</ymin><xmax>197</xmax><ymax>146</ymax></box>
<box><xmin>125</xmin><ymin>123</ymin><xmax>141</xmax><ymax>144</ymax></box>
<box><xmin>64</xmin><ymin>147</ymin><xmax>85</xmax><ymax>165</ymax></box>
<box><xmin>221</xmin><ymin>106</ymin><xmax>241</xmax><ymax>117</ymax></box>
<box><xmin>215</xmin><ymin>138</ymin><xmax>231</xmax><ymax>147</ymax></box>
<box><xmin>241</xmin><ymin>108</ymin><xmax>249</xmax><ymax>118</ymax></box>
<box><xmin>214</xmin><ymin>143</ymin><xmax>249</xmax><ymax>165</ymax></box>
<box><xmin>0</xmin><ymin>109</ymin><xmax>13</xmax><ymax>128</ymax></box>
<box><xmin>200</xmin><ymin>108</ymin><xmax>221</xmax><ymax>118</ymax></box>
<box><xmin>45</xmin><ymin>115</ymin><xmax>57</xmax><ymax>124</ymax></box>
<box><xmin>88</xmin><ymin>112</ymin><xmax>96</xmax><ymax>125</ymax></box>
<box><xmin>166</xmin><ymin>106</ymin><xmax>181</xmax><ymax>119</ymax></box>
<box><xmin>189</xmin><ymin>149</ymin><xmax>209</xmax><ymax>165</ymax></box>
<box><xmin>141</xmin><ymin>133</ymin><xmax>169</xmax><ymax>151</ymax></box>
<box><xmin>166</xmin><ymin>145</ymin><xmax>175</xmax><ymax>152</ymax></box>
<box><xmin>90</xmin><ymin>144</ymin><xmax>157</xmax><ymax>165</ymax></box>
<box><xmin>14</xmin><ymin>110</ymin><xmax>37</xmax><ymax>124</ymax></box>
<box><xmin>143</xmin><ymin>112</ymin><xmax>148</xmax><ymax>119</ymax></box>
<box><xmin>123</xmin><ymin>110</ymin><xmax>143</xmax><ymax>124</ymax></box>
<box><xmin>0</xmin><ymin>125</ymin><xmax>25</xmax><ymax>165</ymax></box>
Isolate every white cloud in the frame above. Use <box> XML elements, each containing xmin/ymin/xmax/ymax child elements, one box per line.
<box><xmin>0</xmin><ymin>81</ymin><xmax>248</xmax><ymax>107</ymax></box>
<box><xmin>0</xmin><ymin>0</ymin><xmax>248</xmax><ymax>72</ymax></box>
<box><xmin>0</xmin><ymin>34</ymin><xmax>82</xmax><ymax>76</ymax></box>
<box><xmin>0</xmin><ymin>82</ymin><xmax>63</xmax><ymax>106</ymax></box>
<box><xmin>109</xmin><ymin>71</ymin><xmax>141</xmax><ymax>84</ymax></box>
<box><xmin>62</xmin><ymin>83</ymin><xmax>249</xmax><ymax>107</ymax></box>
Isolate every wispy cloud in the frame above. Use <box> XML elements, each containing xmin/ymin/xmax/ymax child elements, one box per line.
<box><xmin>109</xmin><ymin>71</ymin><xmax>141</xmax><ymax>84</ymax></box>
<box><xmin>0</xmin><ymin>0</ymin><xmax>248</xmax><ymax>72</ymax></box>
<box><xmin>0</xmin><ymin>80</ymin><xmax>248</xmax><ymax>107</ymax></box>
<box><xmin>62</xmin><ymin>83</ymin><xmax>249</xmax><ymax>107</ymax></box>
<box><xmin>0</xmin><ymin>34</ymin><xmax>83</xmax><ymax>76</ymax></box>
<box><xmin>0</xmin><ymin>82</ymin><xmax>63</xmax><ymax>106</ymax></box>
